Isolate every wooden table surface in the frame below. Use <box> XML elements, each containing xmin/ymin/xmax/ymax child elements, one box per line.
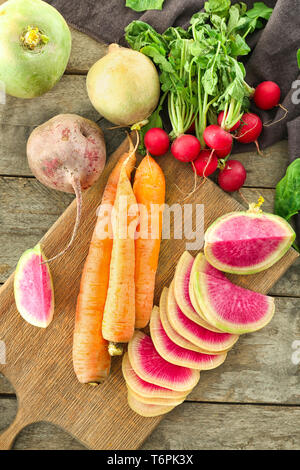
<box><xmin>0</xmin><ymin>22</ymin><xmax>299</xmax><ymax>450</ymax></box>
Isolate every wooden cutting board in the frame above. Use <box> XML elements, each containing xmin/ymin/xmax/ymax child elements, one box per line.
<box><xmin>0</xmin><ymin>137</ymin><xmax>298</xmax><ymax>450</ymax></box>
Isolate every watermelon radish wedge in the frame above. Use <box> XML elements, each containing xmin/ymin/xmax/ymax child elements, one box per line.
<box><xmin>128</xmin><ymin>331</ymin><xmax>200</xmax><ymax>392</ymax></box>
<box><xmin>205</xmin><ymin>210</ymin><xmax>295</xmax><ymax>275</ymax></box>
<box><xmin>127</xmin><ymin>386</ymin><xmax>185</xmax><ymax>407</ymax></box>
<box><xmin>127</xmin><ymin>391</ymin><xmax>175</xmax><ymax>417</ymax></box>
<box><xmin>188</xmin><ymin>253</ymin><xmax>225</xmax><ymax>329</ymax></box>
<box><xmin>194</xmin><ymin>272</ymin><xmax>276</xmax><ymax>334</ymax></box>
<box><xmin>167</xmin><ymin>281</ymin><xmax>239</xmax><ymax>353</ymax></box>
<box><xmin>150</xmin><ymin>306</ymin><xmax>227</xmax><ymax>370</ymax></box>
<box><xmin>14</xmin><ymin>244</ymin><xmax>54</xmax><ymax>328</ymax></box>
<box><xmin>174</xmin><ymin>252</ymin><xmax>221</xmax><ymax>332</ymax></box>
<box><xmin>122</xmin><ymin>353</ymin><xmax>189</xmax><ymax>400</ymax></box>
<box><xmin>160</xmin><ymin>288</ymin><xmax>206</xmax><ymax>353</ymax></box>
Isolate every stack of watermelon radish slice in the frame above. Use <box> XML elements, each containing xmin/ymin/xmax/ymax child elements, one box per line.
<box><xmin>123</xmin><ymin>208</ymin><xmax>295</xmax><ymax>418</ymax></box>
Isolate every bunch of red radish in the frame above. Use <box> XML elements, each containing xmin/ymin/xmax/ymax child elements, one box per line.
<box><xmin>144</xmin><ymin>81</ymin><xmax>282</xmax><ymax>193</ymax></box>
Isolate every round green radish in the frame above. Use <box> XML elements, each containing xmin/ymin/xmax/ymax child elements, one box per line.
<box><xmin>122</xmin><ymin>353</ymin><xmax>189</xmax><ymax>400</ymax></box>
<box><xmin>160</xmin><ymin>288</ymin><xmax>206</xmax><ymax>353</ymax></box>
<box><xmin>150</xmin><ymin>307</ymin><xmax>227</xmax><ymax>371</ymax></box>
<box><xmin>189</xmin><ymin>252</ymin><xmax>226</xmax><ymax>328</ymax></box>
<box><xmin>168</xmin><ymin>281</ymin><xmax>238</xmax><ymax>353</ymax></box>
<box><xmin>174</xmin><ymin>252</ymin><xmax>220</xmax><ymax>332</ymax></box>
<box><xmin>128</xmin><ymin>331</ymin><xmax>200</xmax><ymax>392</ymax></box>
<box><xmin>0</xmin><ymin>0</ymin><xmax>71</xmax><ymax>98</ymax></box>
<box><xmin>194</xmin><ymin>272</ymin><xmax>275</xmax><ymax>334</ymax></box>
<box><xmin>127</xmin><ymin>391</ymin><xmax>175</xmax><ymax>417</ymax></box>
<box><xmin>204</xmin><ymin>208</ymin><xmax>295</xmax><ymax>275</ymax></box>
<box><xmin>127</xmin><ymin>385</ymin><xmax>185</xmax><ymax>407</ymax></box>
<box><xmin>14</xmin><ymin>244</ymin><xmax>54</xmax><ymax>328</ymax></box>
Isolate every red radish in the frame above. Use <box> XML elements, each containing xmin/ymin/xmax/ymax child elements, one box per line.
<box><xmin>217</xmin><ymin>111</ymin><xmax>241</xmax><ymax>132</ymax></box>
<box><xmin>236</xmin><ymin>112</ymin><xmax>262</xmax><ymax>143</ymax></box>
<box><xmin>171</xmin><ymin>135</ymin><xmax>201</xmax><ymax>162</ymax></box>
<box><xmin>27</xmin><ymin>114</ymin><xmax>106</xmax><ymax>262</ymax></box>
<box><xmin>203</xmin><ymin>125</ymin><xmax>232</xmax><ymax>158</ymax></box>
<box><xmin>254</xmin><ymin>81</ymin><xmax>281</xmax><ymax>110</ymax></box>
<box><xmin>144</xmin><ymin>127</ymin><xmax>170</xmax><ymax>156</ymax></box>
<box><xmin>193</xmin><ymin>150</ymin><xmax>218</xmax><ymax>177</ymax></box>
<box><xmin>218</xmin><ymin>160</ymin><xmax>246</xmax><ymax>192</ymax></box>
<box><xmin>236</xmin><ymin>112</ymin><xmax>263</xmax><ymax>155</ymax></box>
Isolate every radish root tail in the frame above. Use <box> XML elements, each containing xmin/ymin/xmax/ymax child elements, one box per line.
<box><xmin>42</xmin><ymin>177</ymin><xmax>83</xmax><ymax>264</ymax></box>
<box><xmin>263</xmin><ymin>104</ymin><xmax>288</xmax><ymax>127</ymax></box>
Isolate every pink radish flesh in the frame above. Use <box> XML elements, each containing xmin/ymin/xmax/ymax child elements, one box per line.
<box><xmin>168</xmin><ymin>282</ymin><xmax>238</xmax><ymax>352</ymax></box>
<box><xmin>218</xmin><ymin>160</ymin><xmax>246</xmax><ymax>192</ymax></box>
<box><xmin>128</xmin><ymin>331</ymin><xmax>200</xmax><ymax>391</ymax></box>
<box><xmin>27</xmin><ymin>114</ymin><xmax>106</xmax><ymax>262</ymax></box>
<box><xmin>254</xmin><ymin>81</ymin><xmax>281</xmax><ymax>110</ymax></box>
<box><xmin>144</xmin><ymin>127</ymin><xmax>170</xmax><ymax>156</ymax></box>
<box><xmin>217</xmin><ymin>111</ymin><xmax>241</xmax><ymax>132</ymax></box>
<box><xmin>150</xmin><ymin>307</ymin><xmax>226</xmax><ymax>370</ymax></box>
<box><xmin>194</xmin><ymin>273</ymin><xmax>275</xmax><ymax>334</ymax></box>
<box><xmin>193</xmin><ymin>150</ymin><xmax>218</xmax><ymax>177</ymax></box>
<box><xmin>171</xmin><ymin>135</ymin><xmax>201</xmax><ymax>162</ymax></box>
<box><xmin>203</xmin><ymin>125</ymin><xmax>232</xmax><ymax>158</ymax></box>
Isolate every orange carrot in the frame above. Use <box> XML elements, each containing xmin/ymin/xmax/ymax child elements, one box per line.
<box><xmin>102</xmin><ymin>156</ymin><xmax>139</xmax><ymax>356</ymax></box>
<box><xmin>73</xmin><ymin>138</ymin><xmax>136</xmax><ymax>384</ymax></box>
<box><xmin>133</xmin><ymin>154</ymin><xmax>166</xmax><ymax>328</ymax></box>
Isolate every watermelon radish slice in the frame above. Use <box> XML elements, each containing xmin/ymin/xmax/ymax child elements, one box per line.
<box><xmin>127</xmin><ymin>391</ymin><xmax>175</xmax><ymax>417</ymax></box>
<box><xmin>122</xmin><ymin>353</ymin><xmax>189</xmax><ymax>399</ymax></box>
<box><xmin>205</xmin><ymin>210</ymin><xmax>295</xmax><ymax>275</ymax></box>
<box><xmin>188</xmin><ymin>253</ymin><xmax>225</xmax><ymax>329</ymax></box>
<box><xmin>167</xmin><ymin>281</ymin><xmax>239</xmax><ymax>352</ymax></box>
<box><xmin>128</xmin><ymin>331</ymin><xmax>200</xmax><ymax>392</ymax></box>
<box><xmin>150</xmin><ymin>306</ymin><xmax>227</xmax><ymax>370</ymax></box>
<box><xmin>14</xmin><ymin>244</ymin><xmax>54</xmax><ymax>328</ymax></box>
<box><xmin>127</xmin><ymin>385</ymin><xmax>185</xmax><ymax>407</ymax></box>
<box><xmin>174</xmin><ymin>252</ymin><xmax>221</xmax><ymax>332</ymax></box>
<box><xmin>194</xmin><ymin>272</ymin><xmax>276</xmax><ymax>334</ymax></box>
<box><xmin>160</xmin><ymin>288</ymin><xmax>207</xmax><ymax>353</ymax></box>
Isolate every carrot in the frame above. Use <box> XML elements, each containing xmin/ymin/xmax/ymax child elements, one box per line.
<box><xmin>73</xmin><ymin>137</ymin><xmax>136</xmax><ymax>384</ymax></box>
<box><xmin>133</xmin><ymin>154</ymin><xmax>166</xmax><ymax>328</ymax></box>
<box><xmin>102</xmin><ymin>155</ymin><xmax>139</xmax><ymax>356</ymax></box>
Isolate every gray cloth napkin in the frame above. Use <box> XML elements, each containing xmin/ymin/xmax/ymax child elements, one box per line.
<box><xmin>47</xmin><ymin>0</ymin><xmax>300</xmax><ymax>241</ymax></box>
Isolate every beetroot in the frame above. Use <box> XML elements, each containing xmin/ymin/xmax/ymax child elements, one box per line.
<box><xmin>27</xmin><ymin>114</ymin><xmax>106</xmax><ymax>261</ymax></box>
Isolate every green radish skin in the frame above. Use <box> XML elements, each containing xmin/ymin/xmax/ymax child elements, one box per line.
<box><xmin>194</xmin><ymin>272</ymin><xmax>275</xmax><ymax>335</ymax></box>
<box><xmin>204</xmin><ymin>211</ymin><xmax>296</xmax><ymax>275</ymax></box>
<box><xmin>127</xmin><ymin>391</ymin><xmax>175</xmax><ymax>417</ymax></box>
<box><xmin>0</xmin><ymin>0</ymin><xmax>71</xmax><ymax>98</ymax></box>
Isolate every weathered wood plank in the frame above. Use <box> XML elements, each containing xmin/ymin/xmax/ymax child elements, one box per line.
<box><xmin>1</xmin><ymin>397</ymin><xmax>299</xmax><ymax>450</ymax></box>
<box><xmin>67</xmin><ymin>27</ymin><xmax>107</xmax><ymax>74</ymax></box>
<box><xmin>142</xmin><ymin>403</ymin><xmax>300</xmax><ymax>450</ymax></box>
<box><xmin>1</xmin><ymin>297</ymin><xmax>299</xmax><ymax>402</ymax></box>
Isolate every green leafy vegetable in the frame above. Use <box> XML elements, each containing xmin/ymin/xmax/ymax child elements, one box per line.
<box><xmin>138</xmin><ymin>92</ymin><xmax>167</xmax><ymax>155</ymax></box>
<box><xmin>125</xmin><ymin>0</ymin><xmax>272</xmax><ymax>144</ymax></box>
<box><xmin>275</xmin><ymin>158</ymin><xmax>300</xmax><ymax>222</ymax></box>
<box><xmin>125</xmin><ymin>0</ymin><xmax>165</xmax><ymax>12</ymax></box>
<box><xmin>297</xmin><ymin>48</ymin><xmax>300</xmax><ymax>68</ymax></box>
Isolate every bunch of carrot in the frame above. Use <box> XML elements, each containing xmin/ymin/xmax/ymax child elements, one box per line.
<box><xmin>73</xmin><ymin>136</ymin><xmax>166</xmax><ymax>384</ymax></box>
